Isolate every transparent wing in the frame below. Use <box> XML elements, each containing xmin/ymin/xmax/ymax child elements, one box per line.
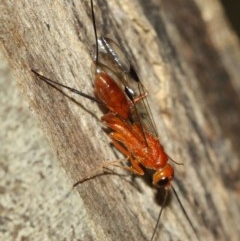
<box><xmin>95</xmin><ymin>36</ymin><xmax>159</xmax><ymax>138</ymax></box>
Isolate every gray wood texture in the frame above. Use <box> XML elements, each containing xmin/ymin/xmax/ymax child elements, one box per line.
<box><xmin>1</xmin><ymin>0</ymin><xmax>240</xmax><ymax>240</ymax></box>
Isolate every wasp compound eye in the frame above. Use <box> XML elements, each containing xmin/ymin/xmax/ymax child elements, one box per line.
<box><xmin>157</xmin><ymin>177</ymin><xmax>170</xmax><ymax>187</ymax></box>
<box><xmin>152</xmin><ymin>164</ymin><xmax>174</xmax><ymax>187</ymax></box>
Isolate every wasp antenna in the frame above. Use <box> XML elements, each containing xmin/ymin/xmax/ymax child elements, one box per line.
<box><xmin>171</xmin><ymin>185</ymin><xmax>201</xmax><ymax>241</ymax></box>
<box><xmin>150</xmin><ymin>189</ymin><xmax>169</xmax><ymax>241</ymax></box>
<box><xmin>90</xmin><ymin>0</ymin><xmax>98</xmax><ymax>64</ymax></box>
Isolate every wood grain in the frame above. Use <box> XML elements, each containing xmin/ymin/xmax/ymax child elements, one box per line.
<box><xmin>1</xmin><ymin>0</ymin><xmax>240</xmax><ymax>240</ymax></box>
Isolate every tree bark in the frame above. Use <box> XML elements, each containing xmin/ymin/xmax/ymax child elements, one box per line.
<box><xmin>1</xmin><ymin>0</ymin><xmax>240</xmax><ymax>241</ymax></box>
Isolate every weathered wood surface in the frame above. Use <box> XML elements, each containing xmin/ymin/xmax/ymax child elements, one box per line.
<box><xmin>1</xmin><ymin>0</ymin><xmax>240</xmax><ymax>240</ymax></box>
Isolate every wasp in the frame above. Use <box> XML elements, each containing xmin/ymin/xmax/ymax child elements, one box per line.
<box><xmin>31</xmin><ymin>0</ymin><xmax>200</xmax><ymax>240</ymax></box>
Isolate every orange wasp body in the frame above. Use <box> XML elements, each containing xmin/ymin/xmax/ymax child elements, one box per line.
<box><xmin>94</xmin><ymin>70</ymin><xmax>174</xmax><ymax>187</ymax></box>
